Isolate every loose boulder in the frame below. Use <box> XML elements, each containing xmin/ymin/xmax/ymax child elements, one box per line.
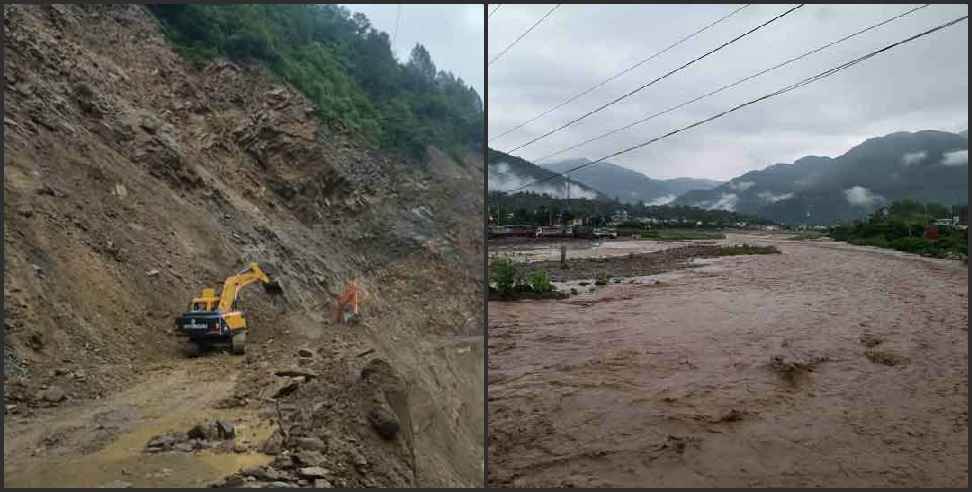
<box><xmin>39</xmin><ymin>386</ymin><xmax>66</xmax><ymax>403</ymax></box>
<box><xmin>367</xmin><ymin>406</ymin><xmax>400</xmax><ymax>440</ymax></box>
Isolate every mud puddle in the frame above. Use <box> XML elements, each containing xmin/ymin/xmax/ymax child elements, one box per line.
<box><xmin>4</xmin><ymin>357</ymin><xmax>274</xmax><ymax>488</ymax></box>
<box><xmin>7</xmin><ymin>446</ymin><xmax>274</xmax><ymax>488</ymax></box>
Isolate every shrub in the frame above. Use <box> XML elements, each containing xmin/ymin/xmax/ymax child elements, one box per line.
<box><xmin>849</xmin><ymin>236</ymin><xmax>890</xmax><ymax>249</ymax></box>
<box><xmin>489</xmin><ymin>258</ymin><xmax>518</xmax><ymax>296</ymax></box>
<box><xmin>890</xmin><ymin>237</ymin><xmax>930</xmax><ymax>254</ymax></box>
<box><xmin>527</xmin><ymin>271</ymin><xmax>554</xmax><ymax>294</ymax></box>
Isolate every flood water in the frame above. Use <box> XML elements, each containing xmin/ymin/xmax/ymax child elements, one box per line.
<box><xmin>487</xmin><ymin>234</ymin><xmax>968</xmax><ymax>487</ymax></box>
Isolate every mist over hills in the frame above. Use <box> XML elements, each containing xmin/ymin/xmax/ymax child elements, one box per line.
<box><xmin>487</xmin><ymin>148</ymin><xmax>604</xmax><ymax>200</ymax></box>
<box><xmin>673</xmin><ymin>129</ymin><xmax>968</xmax><ymax>224</ymax></box>
<box><xmin>489</xmin><ymin>129</ymin><xmax>966</xmax><ymax>226</ymax></box>
<box><xmin>539</xmin><ymin>159</ymin><xmax>723</xmax><ymax>206</ymax></box>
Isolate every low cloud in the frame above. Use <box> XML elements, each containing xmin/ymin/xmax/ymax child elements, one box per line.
<box><xmin>941</xmin><ymin>150</ymin><xmax>968</xmax><ymax>166</ymax></box>
<box><xmin>488</xmin><ymin>161</ymin><xmax>598</xmax><ymax>199</ymax></box>
<box><xmin>729</xmin><ymin>180</ymin><xmax>755</xmax><ymax>192</ymax></box>
<box><xmin>900</xmin><ymin>151</ymin><xmax>927</xmax><ymax>166</ymax></box>
<box><xmin>646</xmin><ymin>194</ymin><xmax>677</xmax><ymax>206</ymax></box>
<box><xmin>706</xmin><ymin>193</ymin><xmax>739</xmax><ymax>211</ymax></box>
<box><xmin>843</xmin><ymin>186</ymin><xmax>884</xmax><ymax>208</ymax></box>
<box><xmin>757</xmin><ymin>191</ymin><xmax>795</xmax><ymax>203</ymax></box>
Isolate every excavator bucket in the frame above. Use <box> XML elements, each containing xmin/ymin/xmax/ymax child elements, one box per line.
<box><xmin>264</xmin><ymin>280</ymin><xmax>284</xmax><ymax>296</ymax></box>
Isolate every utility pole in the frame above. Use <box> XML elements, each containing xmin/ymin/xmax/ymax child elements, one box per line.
<box><xmin>564</xmin><ymin>174</ymin><xmax>570</xmax><ymax>218</ymax></box>
<box><xmin>562</xmin><ymin>175</ymin><xmax>569</xmax><ymax>267</ymax></box>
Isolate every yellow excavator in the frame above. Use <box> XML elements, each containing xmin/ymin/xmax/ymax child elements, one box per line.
<box><xmin>175</xmin><ymin>262</ymin><xmax>283</xmax><ymax>356</ymax></box>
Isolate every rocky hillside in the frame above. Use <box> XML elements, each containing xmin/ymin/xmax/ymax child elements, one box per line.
<box><xmin>674</xmin><ymin>130</ymin><xmax>968</xmax><ymax>224</ymax></box>
<box><xmin>4</xmin><ymin>4</ymin><xmax>482</xmax><ymax>488</ymax></box>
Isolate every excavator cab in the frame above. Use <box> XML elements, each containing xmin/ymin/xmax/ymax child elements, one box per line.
<box><xmin>189</xmin><ymin>288</ymin><xmax>219</xmax><ymax>312</ymax></box>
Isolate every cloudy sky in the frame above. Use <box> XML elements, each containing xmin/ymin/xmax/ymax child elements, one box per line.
<box><xmin>488</xmin><ymin>4</ymin><xmax>968</xmax><ymax>180</ymax></box>
<box><xmin>344</xmin><ymin>4</ymin><xmax>484</xmax><ymax>97</ymax></box>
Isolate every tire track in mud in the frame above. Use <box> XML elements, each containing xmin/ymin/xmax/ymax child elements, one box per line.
<box><xmin>487</xmin><ymin>234</ymin><xmax>968</xmax><ymax>487</ymax></box>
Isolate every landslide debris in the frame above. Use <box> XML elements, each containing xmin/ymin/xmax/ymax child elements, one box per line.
<box><xmin>4</xmin><ymin>4</ymin><xmax>483</xmax><ymax>488</ymax></box>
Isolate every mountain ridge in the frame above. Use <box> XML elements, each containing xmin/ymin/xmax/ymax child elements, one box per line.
<box><xmin>538</xmin><ymin>159</ymin><xmax>723</xmax><ymax>205</ymax></box>
<box><xmin>487</xmin><ymin>148</ymin><xmax>604</xmax><ymax>200</ymax></box>
<box><xmin>673</xmin><ymin>129</ymin><xmax>968</xmax><ymax>224</ymax></box>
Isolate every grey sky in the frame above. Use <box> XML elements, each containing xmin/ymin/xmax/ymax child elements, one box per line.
<box><xmin>488</xmin><ymin>4</ymin><xmax>968</xmax><ymax>180</ymax></box>
<box><xmin>344</xmin><ymin>4</ymin><xmax>484</xmax><ymax>97</ymax></box>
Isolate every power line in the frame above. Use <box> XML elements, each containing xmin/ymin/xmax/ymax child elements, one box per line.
<box><xmin>488</xmin><ymin>4</ymin><xmax>751</xmax><ymax>144</ymax></box>
<box><xmin>489</xmin><ymin>4</ymin><xmax>561</xmax><ymax>67</ymax></box>
<box><xmin>489</xmin><ymin>4</ymin><xmax>501</xmax><ymax>20</ymax></box>
<box><xmin>531</xmin><ymin>3</ymin><xmax>931</xmax><ymax>164</ymax></box>
<box><xmin>501</xmin><ymin>4</ymin><xmax>805</xmax><ymax>154</ymax></box>
<box><xmin>392</xmin><ymin>5</ymin><xmax>402</xmax><ymax>48</ymax></box>
<box><xmin>508</xmin><ymin>14</ymin><xmax>968</xmax><ymax>194</ymax></box>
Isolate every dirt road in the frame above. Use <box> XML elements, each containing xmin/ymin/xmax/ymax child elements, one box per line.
<box><xmin>487</xmin><ymin>234</ymin><xmax>968</xmax><ymax>487</ymax></box>
<box><xmin>3</xmin><ymin>355</ymin><xmax>274</xmax><ymax>488</ymax></box>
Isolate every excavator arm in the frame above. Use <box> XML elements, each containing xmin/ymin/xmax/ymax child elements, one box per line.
<box><xmin>217</xmin><ymin>262</ymin><xmax>282</xmax><ymax>312</ymax></box>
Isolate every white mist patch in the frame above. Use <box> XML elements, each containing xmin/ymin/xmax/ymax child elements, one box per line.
<box><xmin>941</xmin><ymin>150</ymin><xmax>968</xmax><ymax>166</ymax></box>
<box><xmin>728</xmin><ymin>180</ymin><xmax>755</xmax><ymax>191</ymax></box>
<box><xmin>487</xmin><ymin>162</ymin><xmax>517</xmax><ymax>191</ymax></box>
<box><xmin>562</xmin><ymin>182</ymin><xmax>598</xmax><ymax>200</ymax></box>
<box><xmin>646</xmin><ymin>194</ymin><xmax>677</xmax><ymax>206</ymax></box>
<box><xmin>706</xmin><ymin>193</ymin><xmax>739</xmax><ymax>211</ymax></box>
<box><xmin>844</xmin><ymin>186</ymin><xmax>884</xmax><ymax>208</ymax></box>
<box><xmin>794</xmin><ymin>175</ymin><xmax>820</xmax><ymax>189</ymax></box>
<box><xmin>900</xmin><ymin>151</ymin><xmax>926</xmax><ymax>166</ymax></box>
<box><xmin>757</xmin><ymin>191</ymin><xmax>794</xmax><ymax>203</ymax></box>
<box><xmin>488</xmin><ymin>161</ymin><xmax>597</xmax><ymax>199</ymax></box>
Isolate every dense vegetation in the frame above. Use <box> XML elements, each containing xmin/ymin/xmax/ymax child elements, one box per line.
<box><xmin>488</xmin><ymin>191</ymin><xmax>774</xmax><ymax>227</ymax></box>
<box><xmin>148</xmin><ymin>4</ymin><xmax>482</xmax><ymax>158</ymax></box>
<box><xmin>829</xmin><ymin>200</ymin><xmax>968</xmax><ymax>258</ymax></box>
<box><xmin>675</xmin><ymin>130</ymin><xmax>968</xmax><ymax>225</ymax></box>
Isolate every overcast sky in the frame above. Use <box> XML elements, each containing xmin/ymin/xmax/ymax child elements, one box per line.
<box><xmin>344</xmin><ymin>4</ymin><xmax>484</xmax><ymax>97</ymax></box>
<box><xmin>487</xmin><ymin>4</ymin><xmax>968</xmax><ymax>180</ymax></box>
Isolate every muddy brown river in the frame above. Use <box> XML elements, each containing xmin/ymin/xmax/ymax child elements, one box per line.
<box><xmin>487</xmin><ymin>234</ymin><xmax>968</xmax><ymax>487</ymax></box>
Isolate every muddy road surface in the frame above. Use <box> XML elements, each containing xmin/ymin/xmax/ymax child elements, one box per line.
<box><xmin>488</xmin><ymin>234</ymin><xmax>968</xmax><ymax>487</ymax></box>
<box><xmin>3</xmin><ymin>355</ymin><xmax>274</xmax><ymax>488</ymax></box>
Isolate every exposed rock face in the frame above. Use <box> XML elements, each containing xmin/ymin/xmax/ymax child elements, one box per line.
<box><xmin>4</xmin><ymin>4</ymin><xmax>483</xmax><ymax>488</ymax></box>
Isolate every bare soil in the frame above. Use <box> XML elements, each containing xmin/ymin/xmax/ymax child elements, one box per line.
<box><xmin>487</xmin><ymin>233</ymin><xmax>968</xmax><ymax>487</ymax></box>
<box><xmin>4</xmin><ymin>4</ymin><xmax>483</xmax><ymax>488</ymax></box>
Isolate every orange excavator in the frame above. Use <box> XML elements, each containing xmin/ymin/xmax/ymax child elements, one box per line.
<box><xmin>175</xmin><ymin>262</ymin><xmax>283</xmax><ymax>356</ymax></box>
<box><xmin>334</xmin><ymin>279</ymin><xmax>361</xmax><ymax>324</ymax></box>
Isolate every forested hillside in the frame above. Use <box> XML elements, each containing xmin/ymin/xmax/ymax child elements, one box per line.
<box><xmin>540</xmin><ymin>158</ymin><xmax>723</xmax><ymax>205</ymax></box>
<box><xmin>487</xmin><ymin>147</ymin><xmax>603</xmax><ymax>199</ymax></box>
<box><xmin>149</xmin><ymin>4</ymin><xmax>482</xmax><ymax>158</ymax></box>
<box><xmin>488</xmin><ymin>191</ymin><xmax>773</xmax><ymax>227</ymax></box>
<box><xmin>674</xmin><ymin>130</ymin><xmax>968</xmax><ymax>224</ymax></box>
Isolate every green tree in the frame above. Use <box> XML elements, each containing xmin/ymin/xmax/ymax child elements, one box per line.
<box><xmin>407</xmin><ymin>44</ymin><xmax>437</xmax><ymax>85</ymax></box>
<box><xmin>149</xmin><ymin>5</ymin><xmax>482</xmax><ymax>159</ymax></box>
